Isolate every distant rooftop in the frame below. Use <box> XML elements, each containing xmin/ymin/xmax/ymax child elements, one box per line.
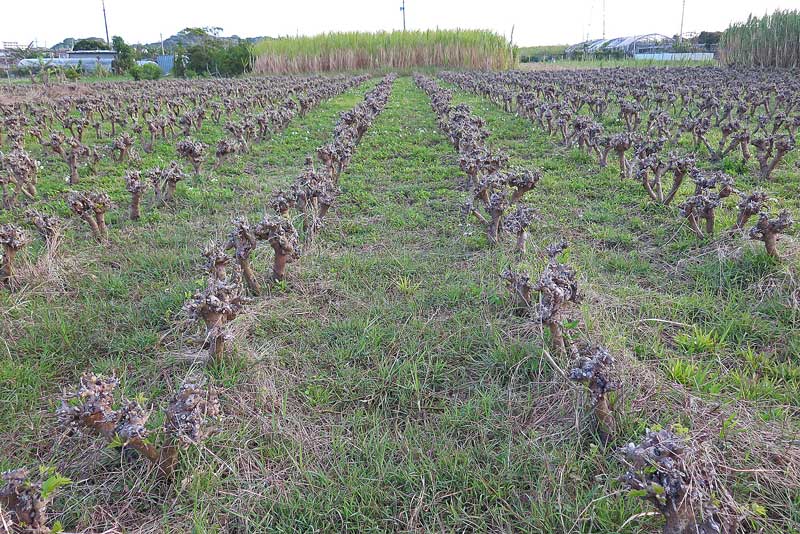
<box><xmin>67</xmin><ymin>50</ymin><xmax>117</xmax><ymax>56</ymax></box>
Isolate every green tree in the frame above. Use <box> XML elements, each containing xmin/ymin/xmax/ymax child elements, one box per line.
<box><xmin>186</xmin><ymin>41</ymin><xmax>222</xmax><ymax>75</ymax></box>
<box><xmin>72</xmin><ymin>37</ymin><xmax>110</xmax><ymax>51</ymax></box>
<box><xmin>173</xmin><ymin>44</ymin><xmax>188</xmax><ymax>77</ymax></box>
<box><xmin>220</xmin><ymin>43</ymin><xmax>252</xmax><ymax>75</ymax></box>
<box><xmin>112</xmin><ymin>36</ymin><xmax>135</xmax><ymax>74</ymax></box>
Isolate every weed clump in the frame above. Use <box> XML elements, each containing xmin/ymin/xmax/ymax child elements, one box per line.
<box><xmin>0</xmin><ymin>224</ymin><xmax>30</xmax><ymax>289</ymax></box>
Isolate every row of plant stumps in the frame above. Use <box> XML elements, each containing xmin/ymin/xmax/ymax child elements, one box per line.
<box><xmin>417</xmin><ymin>71</ymin><xmax>797</xmax><ymax>534</ymax></box>
<box><xmin>0</xmin><ymin>74</ymin><xmax>396</xmax><ymax>533</ymax></box>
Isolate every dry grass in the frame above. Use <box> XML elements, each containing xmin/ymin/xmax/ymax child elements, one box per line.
<box><xmin>253</xmin><ymin>30</ymin><xmax>517</xmax><ymax>74</ymax></box>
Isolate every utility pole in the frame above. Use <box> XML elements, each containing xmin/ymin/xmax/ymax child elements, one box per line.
<box><xmin>678</xmin><ymin>0</ymin><xmax>686</xmax><ymax>45</ymax></box>
<box><xmin>602</xmin><ymin>0</ymin><xmax>606</xmax><ymax>39</ymax></box>
<box><xmin>102</xmin><ymin>0</ymin><xmax>110</xmax><ymax>47</ymax></box>
<box><xmin>400</xmin><ymin>0</ymin><xmax>406</xmax><ymax>31</ymax></box>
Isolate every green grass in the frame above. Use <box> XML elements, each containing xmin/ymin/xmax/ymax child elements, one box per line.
<box><xmin>0</xmin><ymin>74</ymin><xmax>798</xmax><ymax>532</ymax></box>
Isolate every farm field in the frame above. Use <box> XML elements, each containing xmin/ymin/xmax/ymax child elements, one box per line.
<box><xmin>1</xmin><ymin>68</ymin><xmax>799</xmax><ymax>533</ymax></box>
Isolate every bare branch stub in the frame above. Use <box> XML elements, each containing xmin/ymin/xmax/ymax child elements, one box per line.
<box><xmin>213</xmin><ymin>138</ymin><xmax>238</xmax><ymax>169</ymax></box>
<box><xmin>184</xmin><ymin>279</ymin><xmax>248</xmax><ymax>363</ymax></box>
<box><xmin>679</xmin><ymin>194</ymin><xmax>719</xmax><ymax>239</ymax></box>
<box><xmin>57</xmin><ymin>372</ymin><xmax>120</xmax><ymax>440</ymax></box>
<box><xmin>500</xmin><ymin>267</ymin><xmax>533</xmax><ymax>314</ymax></box>
<box><xmin>545</xmin><ymin>240</ymin><xmax>569</xmax><ymax>261</ymax></box>
<box><xmin>176</xmin><ymin>138</ymin><xmax>206</xmax><ymax>176</ymax></box>
<box><xmin>505</xmin><ymin>168</ymin><xmax>542</xmax><ymax>203</ymax></box>
<box><xmin>679</xmin><ymin>171</ymin><xmax>736</xmax><ymax>238</ymax></box>
<box><xmin>88</xmin><ymin>191</ymin><xmax>112</xmax><ymax>242</ymax></box>
<box><xmin>165</xmin><ymin>378</ymin><xmax>221</xmax><ymax>446</ymax></box>
<box><xmin>486</xmin><ymin>190</ymin><xmax>508</xmax><ymax>246</ymax></box>
<box><xmin>749</xmin><ymin>210</ymin><xmax>793</xmax><ymax>259</ymax></box>
<box><xmin>57</xmin><ymin>372</ymin><xmax>222</xmax><ymax>478</ymax></box>
<box><xmin>502</xmin><ymin>205</ymin><xmax>536</xmax><ymax>254</ymax></box>
<box><xmin>25</xmin><ymin>209</ymin><xmax>61</xmax><ymax>249</ymax></box>
<box><xmin>224</xmin><ymin>217</ymin><xmax>260</xmax><ymax>295</ymax></box>
<box><xmin>160</xmin><ymin>378</ymin><xmax>222</xmax><ymax>477</ymax></box>
<box><xmin>67</xmin><ymin>191</ymin><xmax>111</xmax><ymax>243</ymax></box>
<box><xmin>733</xmin><ymin>191</ymin><xmax>768</xmax><ymax>230</ymax></box>
<box><xmin>111</xmin><ymin>132</ymin><xmax>134</xmax><ymax>163</ymax></box>
<box><xmin>162</xmin><ymin>161</ymin><xmax>187</xmax><ymax>203</ymax></box>
<box><xmin>1</xmin><ymin>149</ymin><xmax>38</xmax><ymax>208</ymax></box>
<box><xmin>620</xmin><ymin>429</ymin><xmax>741</xmax><ymax>534</ymax></box>
<box><xmin>125</xmin><ymin>170</ymin><xmax>147</xmax><ymax>221</ymax></box>
<box><xmin>532</xmin><ymin>244</ymin><xmax>579</xmax><ymax>359</ymax></box>
<box><xmin>0</xmin><ymin>468</ymin><xmax>56</xmax><ymax>534</ymax></box>
<box><xmin>160</xmin><ymin>377</ymin><xmax>221</xmax><ymax>476</ymax></box>
<box><xmin>270</xmin><ymin>189</ymin><xmax>296</xmax><ymax>218</ymax></box>
<box><xmin>201</xmin><ymin>242</ymin><xmax>231</xmax><ymax>283</ymax></box>
<box><xmin>253</xmin><ymin>215</ymin><xmax>300</xmax><ymax>282</ymax></box>
<box><xmin>462</xmin><ymin>198</ymin><xmax>488</xmax><ymax>226</ymax></box>
<box><xmin>114</xmin><ymin>400</ymin><xmax>160</xmax><ymax>464</ymax></box>
<box><xmin>751</xmin><ymin>135</ymin><xmax>795</xmax><ymax>180</ymax></box>
<box><xmin>568</xmin><ymin>344</ymin><xmax>617</xmax><ymax>443</ymax></box>
<box><xmin>0</xmin><ymin>224</ymin><xmax>31</xmax><ymax>289</ymax></box>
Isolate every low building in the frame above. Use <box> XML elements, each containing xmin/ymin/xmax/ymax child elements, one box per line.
<box><xmin>18</xmin><ymin>50</ymin><xmax>117</xmax><ymax>72</ymax></box>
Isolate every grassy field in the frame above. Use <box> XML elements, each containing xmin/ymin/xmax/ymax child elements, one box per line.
<box><xmin>253</xmin><ymin>30</ymin><xmax>517</xmax><ymax>74</ymax></box>
<box><xmin>1</xmin><ymin>74</ymin><xmax>799</xmax><ymax>532</ymax></box>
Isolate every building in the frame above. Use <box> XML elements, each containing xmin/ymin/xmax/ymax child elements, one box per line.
<box><xmin>18</xmin><ymin>50</ymin><xmax>117</xmax><ymax>72</ymax></box>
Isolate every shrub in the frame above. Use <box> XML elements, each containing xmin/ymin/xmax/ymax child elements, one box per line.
<box><xmin>64</xmin><ymin>66</ymin><xmax>82</xmax><ymax>81</ymax></box>
<box><xmin>131</xmin><ymin>63</ymin><xmax>162</xmax><ymax>81</ymax></box>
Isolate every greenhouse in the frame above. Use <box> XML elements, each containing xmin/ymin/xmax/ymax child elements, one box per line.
<box><xmin>565</xmin><ymin>34</ymin><xmax>675</xmax><ymax>56</ymax></box>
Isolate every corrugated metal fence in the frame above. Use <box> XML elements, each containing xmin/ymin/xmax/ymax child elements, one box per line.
<box><xmin>633</xmin><ymin>53</ymin><xmax>715</xmax><ymax>61</ymax></box>
<box><xmin>156</xmin><ymin>55</ymin><xmax>174</xmax><ymax>75</ymax></box>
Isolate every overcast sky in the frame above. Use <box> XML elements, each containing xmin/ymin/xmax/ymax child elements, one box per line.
<box><xmin>0</xmin><ymin>0</ymin><xmax>794</xmax><ymax>48</ymax></box>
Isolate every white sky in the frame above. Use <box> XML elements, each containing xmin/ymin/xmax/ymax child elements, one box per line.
<box><xmin>0</xmin><ymin>0</ymin><xmax>796</xmax><ymax>48</ymax></box>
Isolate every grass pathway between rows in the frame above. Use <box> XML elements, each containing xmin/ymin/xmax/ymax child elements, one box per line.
<box><xmin>192</xmin><ymin>76</ymin><xmax>646</xmax><ymax>532</ymax></box>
